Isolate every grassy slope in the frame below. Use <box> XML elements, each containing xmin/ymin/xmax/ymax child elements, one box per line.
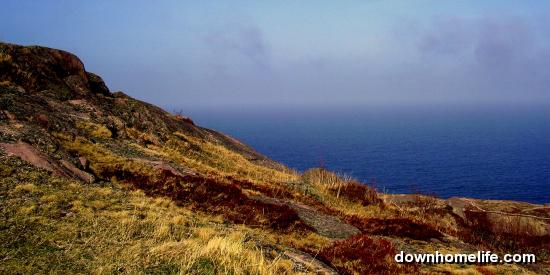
<box><xmin>0</xmin><ymin>154</ymin><xmax>299</xmax><ymax>274</ymax></box>
<box><xmin>1</xmin><ymin>43</ymin><xmax>549</xmax><ymax>274</ymax></box>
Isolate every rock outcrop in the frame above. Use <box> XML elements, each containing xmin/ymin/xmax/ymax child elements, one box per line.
<box><xmin>0</xmin><ymin>42</ymin><xmax>281</xmax><ymax>175</ymax></box>
<box><xmin>0</xmin><ymin>141</ymin><xmax>94</xmax><ymax>183</ymax></box>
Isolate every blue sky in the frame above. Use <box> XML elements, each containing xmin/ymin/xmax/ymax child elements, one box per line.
<box><xmin>2</xmin><ymin>1</ymin><xmax>550</xmax><ymax>110</ymax></box>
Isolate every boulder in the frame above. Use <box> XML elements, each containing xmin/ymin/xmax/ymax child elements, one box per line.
<box><xmin>86</xmin><ymin>72</ymin><xmax>110</xmax><ymax>96</ymax></box>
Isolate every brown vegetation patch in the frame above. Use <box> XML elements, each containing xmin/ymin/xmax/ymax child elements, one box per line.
<box><xmin>108</xmin><ymin>167</ymin><xmax>312</xmax><ymax>232</ymax></box>
<box><xmin>316</xmin><ymin>234</ymin><xmax>418</xmax><ymax>275</ymax></box>
<box><xmin>459</xmin><ymin>210</ymin><xmax>550</xmax><ymax>253</ymax></box>
<box><xmin>346</xmin><ymin>216</ymin><xmax>444</xmax><ymax>241</ymax></box>
<box><xmin>302</xmin><ymin>168</ymin><xmax>383</xmax><ymax>208</ymax></box>
<box><xmin>476</xmin><ymin>266</ymin><xmax>497</xmax><ymax>275</ymax></box>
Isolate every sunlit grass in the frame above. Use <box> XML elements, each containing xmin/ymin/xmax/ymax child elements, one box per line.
<box><xmin>0</xmin><ymin>155</ymin><xmax>297</xmax><ymax>274</ymax></box>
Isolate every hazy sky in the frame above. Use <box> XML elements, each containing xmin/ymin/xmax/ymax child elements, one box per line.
<box><xmin>2</xmin><ymin>1</ymin><xmax>550</xmax><ymax>110</ymax></box>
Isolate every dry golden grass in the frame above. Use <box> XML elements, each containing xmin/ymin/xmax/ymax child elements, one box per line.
<box><xmin>125</xmin><ymin>127</ymin><xmax>161</xmax><ymax>145</ymax></box>
<box><xmin>387</xmin><ymin>196</ymin><xmax>460</xmax><ymax>235</ymax></box>
<box><xmin>0</xmin><ymin>155</ymin><xmax>299</xmax><ymax>274</ymax></box>
<box><xmin>0</xmin><ymin>80</ymin><xmax>12</xmax><ymax>87</ymax></box>
<box><xmin>301</xmin><ymin>168</ymin><xmax>391</xmax><ymax>218</ymax></box>
<box><xmin>4</xmin><ymin>130</ymin><xmax>545</xmax><ymax>274</ymax></box>
<box><xmin>170</xmin><ymin>132</ymin><xmax>299</xmax><ymax>184</ymax></box>
<box><xmin>13</xmin><ymin>183</ymin><xmax>40</xmax><ymax>193</ymax></box>
<box><xmin>76</xmin><ymin>121</ymin><xmax>113</xmax><ymax>139</ymax></box>
<box><xmin>0</xmin><ymin>52</ymin><xmax>12</xmax><ymax>62</ymax></box>
<box><xmin>488</xmin><ymin>213</ymin><xmax>548</xmax><ymax>237</ymax></box>
<box><xmin>53</xmin><ymin>133</ymin><xmax>158</xmax><ymax>181</ymax></box>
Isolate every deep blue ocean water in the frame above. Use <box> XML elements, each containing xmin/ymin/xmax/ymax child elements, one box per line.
<box><xmin>189</xmin><ymin>105</ymin><xmax>550</xmax><ymax>204</ymax></box>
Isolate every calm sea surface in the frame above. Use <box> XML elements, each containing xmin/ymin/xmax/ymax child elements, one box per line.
<box><xmin>189</xmin><ymin>106</ymin><xmax>550</xmax><ymax>204</ymax></box>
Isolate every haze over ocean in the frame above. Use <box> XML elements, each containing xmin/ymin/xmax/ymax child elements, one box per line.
<box><xmin>3</xmin><ymin>1</ymin><xmax>550</xmax><ymax>109</ymax></box>
<box><xmin>3</xmin><ymin>1</ymin><xmax>550</xmax><ymax>203</ymax></box>
<box><xmin>188</xmin><ymin>105</ymin><xmax>550</xmax><ymax>204</ymax></box>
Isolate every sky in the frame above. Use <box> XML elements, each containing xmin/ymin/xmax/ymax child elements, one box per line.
<box><xmin>1</xmin><ymin>1</ymin><xmax>550</xmax><ymax>111</ymax></box>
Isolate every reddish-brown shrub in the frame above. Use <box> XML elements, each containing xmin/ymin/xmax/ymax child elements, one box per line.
<box><xmin>303</xmin><ymin>168</ymin><xmax>382</xmax><ymax>206</ymax></box>
<box><xmin>328</xmin><ymin>181</ymin><xmax>382</xmax><ymax>206</ymax></box>
<box><xmin>110</xmin><ymin>168</ymin><xmax>312</xmax><ymax>232</ymax></box>
<box><xmin>34</xmin><ymin>113</ymin><xmax>51</xmax><ymax>129</ymax></box>
<box><xmin>347</xmin><ymin>216</ymin><xmax>444</xmax><ymax>241</ymax></box>
<box><xmin>317</xmin><ymin>234</ymin><xmax>418</xmax><ymax>275</ymax></box>
<box><xmin>475</xmin><ymin>266</ymin><xmax>496</xmax><ymax>275</ymax></box>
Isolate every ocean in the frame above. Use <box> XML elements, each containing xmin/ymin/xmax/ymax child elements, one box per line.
<box><xmin>189</xmin><ymin>105</ymin><xmax>550</xmax><ymax>204</ymax></box>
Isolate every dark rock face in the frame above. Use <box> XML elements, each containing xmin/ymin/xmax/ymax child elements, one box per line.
<box><xmin>0</xmin><ymin>42</ymin><xmax>109</xmax><ymax>98</ymax></box>
<box><xmin>0</xmin><ymin>44</ymin><xmax>78</xmax><ymax>90</ymax></box>
<box><xmin>86</xmin><ymin>72</ymin><xmax>110</xmax><ymax>96</ymax></box>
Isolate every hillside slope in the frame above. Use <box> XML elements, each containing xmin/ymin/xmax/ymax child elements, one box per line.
<box><xmin>1</xmin><ymin>43</ymin><xmax>549</xmax><ymax>274</ymax></box>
